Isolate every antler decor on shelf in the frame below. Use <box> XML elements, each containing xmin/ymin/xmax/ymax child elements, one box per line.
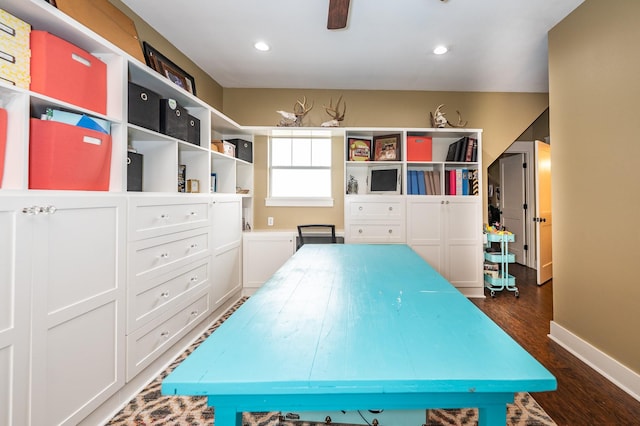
<box><xmin>276</xmin><ymin>96</ymin><xmax>314</xmax><ymax>127</ymax></box>
<box><xmin>321</xmin><ymin>95</ymin><xmax>346</xmax><ymax>127</ymax></box>
<box><xmin>429</xmin><ymin>104</ymin><xmax>468</xmax><ymax>128</ymax></box>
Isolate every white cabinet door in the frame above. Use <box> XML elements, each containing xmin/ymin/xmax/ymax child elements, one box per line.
<box><xmin>211</xmin><ymin>195</ymin><xmax>243</xmax><ymax>309</ymax></box>
<box><xmin>242</xmin><ymin>232</ymin><xmax>296</xmax><ymax>293</ymax></box>
<box><xmin>407</xmin><ymin>197</ymin><xmax>483</xmax><ymax>296</ymax></box>
<box><xmin>0</xmin><ymin>197</ymin><xmax>31</xmax><ymax>426</ymax></box>
<box><xmin>444</xmin><ymin>198</ymin><xmax>483</xmax><ymax>291</ymax></box>
<box><xmin>406</xmin><ymin>198</ymin><xmax>444</xmax><ymax>272</ymax></box>
<box><xmin>26</xmin><ymin>195</ymin><xmax>126</xmax><ymax>426</ymax></box>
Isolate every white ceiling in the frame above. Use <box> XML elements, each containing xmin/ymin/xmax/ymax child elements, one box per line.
<box><xmin>121</xmin><ymin>0</ymin><xmax>584</xmax><ymax>93</ymax></box>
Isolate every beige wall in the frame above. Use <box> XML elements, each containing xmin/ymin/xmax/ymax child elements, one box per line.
<box><xmin>223</xmin><ymin>89</ymin><xmax>548</xmax><ymax>230</ymax></box>
<box><xmin>110</xmin><ymin>0</ymin><xmax>224</xmax><ymax>109</ymax></box>
<box><xmin>549</xmin><ymin>0</ymin><xmax>640</xmax><ymax>373</ymax></box>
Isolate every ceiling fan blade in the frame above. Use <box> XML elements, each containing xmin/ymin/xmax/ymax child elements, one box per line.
<box><xmin>327</xmin><ymin>0</ymin><xmax>350</xmax><ymax>30</ymax></box>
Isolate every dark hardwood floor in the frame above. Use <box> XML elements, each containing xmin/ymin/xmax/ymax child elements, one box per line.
<box><xmin>471</xmin><ymin>263</ymin><xmax>640</xmax><ymax>425</ymax></box>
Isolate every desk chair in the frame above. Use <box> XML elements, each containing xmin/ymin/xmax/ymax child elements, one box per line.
<box><xmin>297</xmin><ymin>224</ymin><xmax>337</xmax><ymax>250</ymax></box>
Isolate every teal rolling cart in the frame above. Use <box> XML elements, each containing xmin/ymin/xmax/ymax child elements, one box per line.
<box><xmin>484</xmin><ymin>232</ymin><xmax>518</xmax><ymax>297</ymax></box>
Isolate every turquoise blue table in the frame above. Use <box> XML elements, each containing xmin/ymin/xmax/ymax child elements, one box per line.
<box><xmin>162</xmin><ymin>244</ymin><xmax>556</xmax><ymax>425</ymax></box>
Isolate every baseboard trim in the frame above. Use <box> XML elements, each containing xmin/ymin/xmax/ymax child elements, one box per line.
<box><xmin>549</xmin><ymin>321</ymin><xmax>640</xmax><ymax>403</ymax></box>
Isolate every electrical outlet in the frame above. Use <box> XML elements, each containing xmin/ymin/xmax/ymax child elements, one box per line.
<box><xmin>267</xmin><ymin>216</ymin><xmax>274</xmax><ymax>226</ymax></box>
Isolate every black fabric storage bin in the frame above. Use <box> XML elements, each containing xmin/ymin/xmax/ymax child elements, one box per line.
<box><xmin>160</xmin><ymin>98</ymin><xmax>188</xmax><ymax>141</ymax></box>
<box><xmin>128</xmin><ymin>82</ymin><xmax>160</xmax><ymax>132</ymax></box>
<box><xmin>187</xmin><ymin>114</ymin><xmax>200</xmax><ymax>145</ymax></box>
<box><xmin>127</xmin><ymin>151</ymin><xmax>143</xmax><ymax>191</ymax></box>
<box><xmin>227</xmin><ymin>138</ymin><xmax>253</xmax><ymax>163</ymax></box>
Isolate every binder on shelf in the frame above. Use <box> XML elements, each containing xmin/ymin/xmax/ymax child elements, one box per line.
<box><xmin>433</xmin><ymin>170</ymin><xmax>441</xmax><ymax>195</ymax></box>
<box><xmin>417</xmin><ymin>170</ymin><xmax>426</xmax><ymax>195</ymax></box>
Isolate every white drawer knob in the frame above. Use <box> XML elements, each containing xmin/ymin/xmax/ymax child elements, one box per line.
<box><xmin>160</xmin><ymin>213</ymin><xmax>170</xmax><ymax>219</ymax></box>
<box><xmin>388</xmin><ymin>229</ymin><xmax>393</xmax><ymax>234</ymax></box>
<box><xmin>190</xmin><ymin>243</ymin><xmax>198</xmax><ymax>249</ymax></box>
<box><xmin>190</xmin><ymin>276</ymin><xmax>199</xmax><ymax>282</ymax></box>
<box><xmin>160</xmin><ymin>291</ymin><xmax>170</xmax><ymax>298</ymax></box>
<box><xmin>388</xmin><ymin>206</ymin><xmax>393</xmax><ymax>211</ymax></box>
<box><xmin>159</xmin><ymin>252</ymin><xmax>170</xmax><ymax>259</ymax></box>
<box><xmin>358</xmin><ymin>229</ymin><xmax>363</xmax><ymax>234</ymax></box>
<box><xmin>160</xmin><ymin>331</ymin><xmax>170</xmax><ymax>338</ymax></box>
<box><xmin>358</xmin><ymin>206</ymin><xmax>363</xmax><ymax>211</ymax></box>
<box><xmin>190</xmin><ymin>310</ymin><xmax>198</xmax><ymax>316</ymax></box>
<box><xmin>189</xmin><ymin>211</ymin><xmax>197</xmax><ymax>216</ymax></box>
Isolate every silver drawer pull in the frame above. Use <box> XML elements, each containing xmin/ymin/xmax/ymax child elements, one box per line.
<box><xmin>159</xmin><ymin>252</ymin><xmax>170</xmax><ymax>259</ymax></box>
<box><xmin>358</xmin><ymin>229</ymin><xmax>363</xmax><ymax>234</ymax></box>
<box><xmin>190</xmin><ymin>243</ymin><xmax>198</xmax><ymax>249</ymax></box>
<box><xmin>190</xmin><ymin>310</ymin><xmax>198</xmax><ymax>316</ymax></box>
<box><xmin>160</xmin><ymin>291</ymin><xmax>170</xmax><ymax>298</ymax></box>
<box><xmin>388</xmin><ymin>229</ymin><xmax>393</xmax><ymax>234</ymax></box>
<box><xmin>190</xmin><ymin>276</ymin><xmax>199</xmax><ymax>282</ymax></box>
<box><xmin>160</xmin><ymin>331</ymin><xmax>170</xmax><ymax>338</ymax></box>
<box><xmin>160</xmin><ymin>213</ymin><xmax>170</xmax><ymax>219</ymax></box>
<box><xmin>388</xmin><ymin>206</ymin><xmax>393</xmax><ymax>211</ymax></box>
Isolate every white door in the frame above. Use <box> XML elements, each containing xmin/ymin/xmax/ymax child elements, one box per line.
<box><xmin>535</xmin><ymin>141</ymin><xmax>553</xmax><ymax>284</ymax></box>
<box><xmin>499</xmin><ymin>154</ymin><xmax>527</xmax><ymax>264</ymax></box>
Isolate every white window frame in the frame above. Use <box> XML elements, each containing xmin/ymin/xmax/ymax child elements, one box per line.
<box><xmin>266</xmin><ymin>130</ymin><xmax>334</xmax><ymax>207</ymax></box>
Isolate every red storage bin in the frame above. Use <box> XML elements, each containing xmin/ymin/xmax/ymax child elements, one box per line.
<box><xmin>30</xmin><ymin>31</ymin><xmax>107</xmax><ymax>114</ymax></box>
<box><xmin>407</xmin><ymin>135</ymin><xmax>432</xmax><ymax>161</ymax></box>
<box><xmin>0</xmin><ymin>108</ymin><xmax>6</xmax><ymax>186</ymax></box>
<box><xmin>29</xmin><ymin>118</ymin><xmax>112</xmax><ymax>191</ymax></box>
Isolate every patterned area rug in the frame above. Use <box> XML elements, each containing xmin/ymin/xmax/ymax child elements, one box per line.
<box><xmin>108</xmin><ymin>298</ymin><xmax>555</xmax><ymax>426</ymax></box>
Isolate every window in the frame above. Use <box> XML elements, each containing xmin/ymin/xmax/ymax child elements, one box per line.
<box><xmin>267</xmin><ymin>131</ymin><xmax>333</xmax><ymax>207</ymax></box>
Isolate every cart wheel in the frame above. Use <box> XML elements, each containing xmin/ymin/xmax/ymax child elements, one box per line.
<box><xmin>490</xmin><ymin>290</ymin><xmax>495</xmax><ymax>298</ymax></box>
<box><xmin>515</xmin><ymin>290</ymin><xmax>519</xmax><ymax>298</ymax></box>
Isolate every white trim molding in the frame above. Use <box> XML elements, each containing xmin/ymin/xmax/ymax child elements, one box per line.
<box><xmin>549</xmin><ymin>321</ymin><xmax>640</xmax><ymax>403</ymax></box>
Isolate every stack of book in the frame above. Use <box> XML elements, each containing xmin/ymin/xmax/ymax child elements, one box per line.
<box><xmin>446</xmin><ymin>136</ymin><xmax>478</xmax><ymax>162</ymax></box>
<box><xmin>443</xmin><ymin>169</ymin><xmax>479</xmax><ymax>196</ymax></box>
<box><xmin>406</xmin><ymin>169</ymin><xmax>441</xmax><ymax>195</ymax></box>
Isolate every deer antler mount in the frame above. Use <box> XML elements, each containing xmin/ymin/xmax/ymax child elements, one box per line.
<box><xmin>277</xmin><ymin>96</ymin><xmax>314</xmax><ymax>127</ymax></box>
<box><xmin>321</xmin><ymin>96</ymin><xmax>346</xmax><ymax>127</ymax></box>
<box><xmin>429</xmin><ymin>104</ymin><xmax>468</xmax><ymax>128</ymax></box>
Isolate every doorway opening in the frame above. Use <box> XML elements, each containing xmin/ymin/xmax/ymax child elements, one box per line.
<box><xmin>487</xmin><ymin>109</ymin><xmax>552</xmax><ymax>285</ymax></box>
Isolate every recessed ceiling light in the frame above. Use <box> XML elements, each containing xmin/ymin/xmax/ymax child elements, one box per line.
<box><xmin>254</xmin><ymin>41</ymin><xmax>270</xmax><ymax>52</ymax></box>
<box><xmin>433</xmin><ymin>45</ymin><xmax>448</xmax><ymax>55</ymax></box>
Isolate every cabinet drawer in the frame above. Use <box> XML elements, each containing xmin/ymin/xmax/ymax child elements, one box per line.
<box><xmin>348</xmin><ymin>223</ymin><xmax>404</xmax><ymax>242</ymax></box>
<box><xmin>129</xmin><ymin>198</ymin><xmax>210</xmax><ymax>240</ymax></box>
<box><xmin>348</xmin><ymin>200</ymin><xmax>404</xmax><ymax>220</ymax></box>
<box><xmin>128</xmin><ymin>259</ymin><xmax>209</xmax><ymax>332</ymax></box>
<box><xmin>131</xmin><ymin>228</ymin><xmax>209</xmax><ymax>276</ymax></box>
<box><xmin>126</xmin><ymin>290</ymin><xmax>209</xmax><ymax>380</ymax></box>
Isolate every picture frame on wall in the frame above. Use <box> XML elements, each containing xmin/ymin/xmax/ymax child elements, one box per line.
<box><xmin>142</xmin><ymin>42</ymin><xmax>197</xmax><ymax>96</ymax></box>
<box><xmin>373</xmin><ymin>134</ymin><xmax>401</xmax><ymax>161</ymax></box>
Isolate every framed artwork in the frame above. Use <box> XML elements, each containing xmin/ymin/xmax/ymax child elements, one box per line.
<box><xmin>143</xmin><ymin>42</ymin><xmax>197</xmax><ymax>95</ymax></box>
<box><xmin>373</xmin><ymin>134</ymin><xmax>401</xmax><ymax>161</ymax></box>
<box><xmin>347</xmin><ymin>138</ymin><xmax>371</xmax><ymax>161</ymax></box>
